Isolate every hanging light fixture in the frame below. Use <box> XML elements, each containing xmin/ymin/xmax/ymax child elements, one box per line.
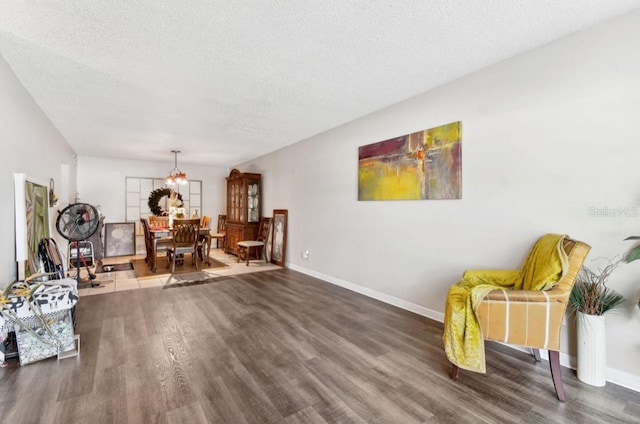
<box><xmin>166</xmin><ymin>150</ymin><xmax>188</xmax><ymax>186</ymax></box>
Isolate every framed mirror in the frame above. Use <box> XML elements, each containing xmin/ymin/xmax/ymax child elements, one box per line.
<box><xmin>271</xmin><ymin>209</ymin><xmax>287</xmax><ymax>267</ymax></box>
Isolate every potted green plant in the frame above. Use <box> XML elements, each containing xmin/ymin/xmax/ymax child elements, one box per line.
<box><xmin>568</xmin><ymin>259</ymin><xmax>626</xmax><ymax>387</ymax></box>
<box><xmin>568</xmin><ymin>260</ymin><xmax>626</xmax><ymax>316</ymax></box>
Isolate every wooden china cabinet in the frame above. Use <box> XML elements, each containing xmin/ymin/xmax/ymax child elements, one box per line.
<box><xmin>225</xmin><ymin>169</ymin><xmax>261</xmax><ymax>256</ymax></box>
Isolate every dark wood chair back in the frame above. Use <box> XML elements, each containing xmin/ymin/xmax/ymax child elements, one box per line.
<box><xmin>256</xmin><ymin>217</ymin><xmax>272</xmax><ymax>242</ymax></box>
<box><xmin>140</xmin><ymin>218</ymin><xmax>152</xmax><ymax>262</ymax></box>
<box><xmin>172</xmin><ymin>218</ymin><xmax>201</xmax><ymax>247</ymax></box>
<box><xmin>217</xmin><ymin>214</ymin><xmax>227</xmax><ymax>232</ymax></box>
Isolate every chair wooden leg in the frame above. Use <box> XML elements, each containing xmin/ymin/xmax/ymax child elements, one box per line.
<box><xmin>451</xmin><ymin>364</ymin><xmax>460</xmax><ymax>381</ymax></box>
<box><xmin>533</xmin><ymin>348</ymin><xmax>541</xmax><ymax>362</ymax></box>
<box><xmin>548</xmin><ymin>350</ymin><xmax>566</xmax><ymax>402</ymax></box>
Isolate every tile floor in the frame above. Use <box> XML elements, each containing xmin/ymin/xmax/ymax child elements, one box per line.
<box><xmin>76</xmin><ymin>248</ymin><xmax>281</xmax><ymax>297</ymax></box>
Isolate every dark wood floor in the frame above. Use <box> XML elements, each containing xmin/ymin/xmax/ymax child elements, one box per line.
<box><xmin>1</xmin><ymin>269</ymin><xmax>638</xmax><ymax>423</ymax></box>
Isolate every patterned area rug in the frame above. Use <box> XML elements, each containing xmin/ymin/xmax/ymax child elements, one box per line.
<box><xmin>131</xmin><ymin>256</ymin><xmax>228</xmax><ymax>279</ymax></box>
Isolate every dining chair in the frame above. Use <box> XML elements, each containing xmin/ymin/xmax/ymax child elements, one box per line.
<box><xmin>237</xmin><ymin>217</ymin><xmax>272</xmax><ymax>266</ymax></box>
<box><xmin>200</xmin><ymin>215</ymin><xmax>211</xmax><ymax>229</ymax></box>
<box><xmin>197</xmin><ymin>215</ymin><xmax>213</xmax><ymax>262</ymax></box>
<box><xmin>167</xmin><ymin>218</ymin><xmax>201</xmax><ymax>273</ymax></box>
<box><xmin>148</xmin><ymin>215</ymin><xmax>169</xmax><ymax>227</ymax></box>
<box><xmin>210</xmin><ymin>214</ymin><xmax>227</xmax><ymax>249</ymax></box>
<box><xmin>140</xmin><ymin>218</ymin><xmax>172</xmax><ymax>272</ymax></box>
<box><xmin>140</xmin><ymin>218</ymin><xmax>152</xmax><ymax>264</ymax></box>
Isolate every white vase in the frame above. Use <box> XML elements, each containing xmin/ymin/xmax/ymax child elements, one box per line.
<box><xmin>576</xmin><ymin>311</ymin><xmax>607</xmax><ymax>386</ymax></box>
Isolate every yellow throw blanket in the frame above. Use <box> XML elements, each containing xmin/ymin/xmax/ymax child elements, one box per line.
<box><xmin>442</xmin><ymin>234</ymin><xmax>567</xmax><ymax>373</ymax></box>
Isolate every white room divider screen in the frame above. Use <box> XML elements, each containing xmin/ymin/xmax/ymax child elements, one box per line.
<box><xmin>124</xmin><ymin>177</ymin><xmax>202</xmax><ymax>253</ymax></box>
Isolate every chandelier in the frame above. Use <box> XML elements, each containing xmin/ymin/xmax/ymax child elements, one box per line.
<box><xmin>166</xmin><ymin>150</ymin><xmax>188</xmax><ymax>186</ymax></box>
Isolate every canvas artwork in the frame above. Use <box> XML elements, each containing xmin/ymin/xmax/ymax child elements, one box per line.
<box><xmin>358</xmin><ymin>121</ymin><xmax>462</xmax><ymax>200</ymax></box>
<box><xmin>25</xmin><ymin>181</ymin><xmax>50</xmax><ymax>276</ymax></box>
<box><xmin>104</xmin><ymin>222</ymin><xmax>136</xmax><ymax>257</ymax></box>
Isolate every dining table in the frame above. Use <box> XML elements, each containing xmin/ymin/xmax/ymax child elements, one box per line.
<box><xmin>149</xmin><ymin>225</ymin><xmax>213</xmax><ymax>270</ymax></box>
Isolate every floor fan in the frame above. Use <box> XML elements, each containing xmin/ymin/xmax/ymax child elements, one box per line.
<box><xmin>55</xmin><ymin>203</ymin><xmax>101</xmax><ymax>287</ymax></box>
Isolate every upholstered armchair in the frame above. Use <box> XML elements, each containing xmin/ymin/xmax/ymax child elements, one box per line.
<box><xmin>444</xmin><ymin>234</ymin><xmax>591</xmax><ymax>401</ymax></box>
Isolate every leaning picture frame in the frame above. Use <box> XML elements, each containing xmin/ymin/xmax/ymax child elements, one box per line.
<box><xmin>271</xmin><ymin>209</ymin><xmax>288</xmax><ymax>267</ymax></box>
<box><xmin>104</xmin><ymin>222</ymin><xmax>136</xmax><ymax>257</ymax></box>
<box><xmin>14</xmin><ymin>173</ymin><xmax>51</xmax><ymax>280</ymax></box>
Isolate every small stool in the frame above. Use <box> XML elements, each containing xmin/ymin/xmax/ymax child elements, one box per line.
<box><xmin>236</xmin><ymin>241</ymin><xmax>266</xmax><ymax>266</ymax></box>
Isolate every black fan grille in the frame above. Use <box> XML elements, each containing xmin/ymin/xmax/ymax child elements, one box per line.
<box><xmin>56</xmin><ymin>203</ymin><xmax>100</xmax><ymax>241</ymax></box>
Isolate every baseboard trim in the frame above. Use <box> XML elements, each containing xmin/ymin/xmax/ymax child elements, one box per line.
<box><xmin>287</xmin><ymin>263</ymin><xmax>640</xmax><ymax>393</ymax></box>
<box><xmin>287</xmin><ymin>263</ymin><xmax>444</xmax><ymax>323</ymax></box>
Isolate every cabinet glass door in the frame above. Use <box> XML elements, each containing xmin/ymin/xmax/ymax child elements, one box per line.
<box><xmin>247</xmin><ymin>179</ymin><xmax>259</xmax><ymax>222</ymax></box>
<box><xmin>230</xmin><ymin>179</ymin><xmax>243</xmax><ymax>223</ymax></box>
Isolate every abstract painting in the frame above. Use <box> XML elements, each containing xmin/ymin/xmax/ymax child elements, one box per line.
<box><xmin>358</xmin><ymin>121</ymin><xmax>462</xmax><ymax>200</ymax></box>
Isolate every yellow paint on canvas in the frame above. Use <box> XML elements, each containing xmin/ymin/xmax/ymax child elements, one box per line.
<box><xmin>358</xmin><ymin>121</ymin><xmax>461</xmax><ymax>200</ymax></box>
<box><xmin>358</xmin><ymin>159</ymin><xmax>422</xmax><ymax>200</ymax></box>
<box><xmin>425</xmin><ymin>121</ymin><xmax>461</xmax><ymax>149</ymax></box>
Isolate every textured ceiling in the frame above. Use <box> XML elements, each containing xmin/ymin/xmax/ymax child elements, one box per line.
<box><xmin>1</xmin><ymin>1</ymin><xmax>640</xmax><ymax>167</ymax></box>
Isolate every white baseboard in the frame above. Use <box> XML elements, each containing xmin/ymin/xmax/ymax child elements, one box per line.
<box><xmin>287</xmin><ymin>263</ymin><xmax>640</xmax><ymax>393</ymax></box>
<box><xmin>287</xmin><ymin>263</ymin><xmax>444</xmax><ymax>322</ymax></box>
<box><xmin>606</xmin><ymin>367</ymin><xmax>640</xmax><ymax>392</ymax></box>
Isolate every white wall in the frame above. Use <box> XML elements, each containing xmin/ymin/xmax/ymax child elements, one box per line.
<box><xmin>76</xmin><ymin>155</ymin><xmax>229</xmax><ymax>252</ymax></box>
<box><xmin>0</xmin><ymin>52</ymin><xmax>76</xmax><ymax>284</ymax></box>
<box><xmin>237</xmin><ymin>10</ymin><xmax>640</xmax><ymax>389</ymax></box>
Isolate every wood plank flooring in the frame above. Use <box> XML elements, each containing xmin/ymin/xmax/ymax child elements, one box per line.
<box><xmin>1</xmin><ymin>269</ymin><xmax>639</xmax><ymax>423</ymax></box>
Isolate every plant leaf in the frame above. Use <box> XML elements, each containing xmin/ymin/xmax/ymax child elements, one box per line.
<box><xmin>569</xmin><ymin>262</ymin><xmax>627</xmax><ymax>315</ymax></box>
<box><xmin>625</xmin><ymin>245</ymin><xmax>640</xmax><ymax>263</ymax></box>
